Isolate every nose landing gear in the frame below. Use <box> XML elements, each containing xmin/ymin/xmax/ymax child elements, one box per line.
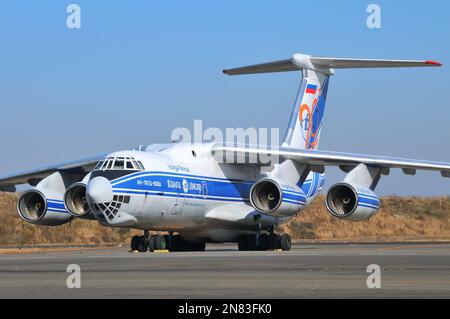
<box><xmin>130</xmin><ymin>230</ymin><xmax>151</xmax><ymax>253</ymax></box>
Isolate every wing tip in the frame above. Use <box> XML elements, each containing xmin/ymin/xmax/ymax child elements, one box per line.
<box><xmin>426</xmin><ymin>60</ymin><xmax>442</xmax><ymax>66</ymax></box>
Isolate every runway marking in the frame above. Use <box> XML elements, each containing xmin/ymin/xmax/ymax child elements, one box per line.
<box><xmin>0</xmin><ymin>256</ymin><xmax>57</xmax><ymax>261</ymax></box>
<box><xmin>377</xmin><ymin>244</ymin><xmax>450</xmax><ymax>251</ymax></box>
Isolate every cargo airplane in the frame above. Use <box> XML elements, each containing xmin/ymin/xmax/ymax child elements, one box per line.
<box><xmin>1</xmin><ymin>54</ymin><xmax>449</xmax><ymax>252</ymax></box>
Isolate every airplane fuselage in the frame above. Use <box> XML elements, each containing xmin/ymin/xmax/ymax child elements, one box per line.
<box><xmin>87</xmin><ymin>143</ymin><xmax>325</xmax><ymax>242</ymax></box>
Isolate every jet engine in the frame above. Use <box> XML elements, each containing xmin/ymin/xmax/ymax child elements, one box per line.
<box><xmin>17</xmin><ymin>171</ymin><xmax>82</xmax><ymax>226</ymax></box>
<box><xmin>325</xmin><ymin>182</ymin><xmax>380</xmax><ymax>221</ymax></box>
<box><xmin>64</xmin><ymin>182</ymin><xmax>91</xmax><ymax>218</ymax></box>
<box><xmin>250</xmin><ymin>178</ymin><xmax>306</xmax><ymax>217</ymax></box>
<box><xmin>18</xmin><ymin>189</ymin><xmax>73</xmax><ymax>226</ymax></box>
<box><xmin>63</xmin><ymin>173</ymin><xmax>96</xmax><ymax>219</ymax></box>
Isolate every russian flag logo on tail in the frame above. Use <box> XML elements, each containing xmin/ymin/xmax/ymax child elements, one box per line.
<box><xmin>306</xmin><ymin>84</ymin><xmax>318</xmax><ymax>95</ymax></box>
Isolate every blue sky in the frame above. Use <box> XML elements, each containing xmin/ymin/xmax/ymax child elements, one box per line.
<box><xmin>0</xmin><ymin>0</ymin><xmax>449</xmax><ymax>195</ymax></box>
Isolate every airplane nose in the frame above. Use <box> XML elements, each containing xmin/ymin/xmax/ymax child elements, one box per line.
<box><xmin>86</xmin><ymin>176</ymin><xmax>113</xmax><ymax>204</ymax></box>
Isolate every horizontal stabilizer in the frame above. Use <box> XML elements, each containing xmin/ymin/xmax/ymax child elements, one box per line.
<box><xmin>310</xmin><ymin>57</ymin><xmax>442</xmax><ymax>69</ymax></box>
<box><xmin>223</xmin><ymin>58</ymin><xmax>299</xmax><ymax>75</ymax></box>
<box><xmin>223</xmin><ymin>54</ymin><xmax>442</xmax><ymax>76</ymax></box>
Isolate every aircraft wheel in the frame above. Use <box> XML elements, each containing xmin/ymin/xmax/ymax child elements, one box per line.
<box><xmin>280</xmin><ymin>234</ymin><xmax>292</xmax><ymax>251</ymax></box>
<box><xmin>130</xmin><ymin>235</ymin><xmax>140</xmax><ymax>251</ymax></box>
<box><xmin>148</xmin><ymin>235</ymin><xmax>156</xmax><ymax>252</ymax></box>
<box><xmin>137</xmin><ymin>236</ymin><xmax>148</xmax><ymax>252</ymax></box>
<box><xmin>237</xmin><ymin>235</ymin><xmax>249</xmax><ymax>251</ymax></box>
<box><xmin>267</xmin><ymin>234</ymin><xmax>280</xmax><ymax>250</ymax></box>
<box><xmin>164</xmin><ymin>235</ymin><xmax>172</xmax><ymax>251</ymax></box>
<box><xmin>195</xmin><ymin>242</ymin><xmax>206</xmax><ymax>252</ymax></box>
<box><xmin>137</xmin><ymin>243</ymin><xmax>148</xmax><ymax>252</ymax></box>
<box><xmin>259</xmin><ymin>233</ymin><xmax>269</xmax><ymax>251</ymax></box>
<box><xmin>155</xmin><ymin>234</ymin><xmax>167</xmax><ymax>250</ymax></box>
<box><xmin>247</xmin><ymin>234</ymin><xmax>258</xmax><ymax>251</ymax></box>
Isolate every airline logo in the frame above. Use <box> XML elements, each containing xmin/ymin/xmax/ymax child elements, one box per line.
<box><xmin>305</xmin><ymin>84</ymin><xmax>317</xmax><ymax>95</ymax></box>
<box><xmin>298</xmin><ymin>78</ymin><xmax>329</xmax><ymax>150</ymax></box>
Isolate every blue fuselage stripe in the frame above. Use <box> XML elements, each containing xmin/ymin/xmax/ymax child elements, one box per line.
<box><xmin>111</xmin><ymin>171</ymin><xmax>315</xmax><ymax>207</ymax></box>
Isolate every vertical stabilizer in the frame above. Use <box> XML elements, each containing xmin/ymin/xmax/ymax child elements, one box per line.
<box><xmin>282</xmin><ymin>70</ymin><xmax>329</xmax><ymax>149</ymax></box>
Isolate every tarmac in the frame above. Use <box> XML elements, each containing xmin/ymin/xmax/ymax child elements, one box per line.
<box><xmin>0</xmin><ymin>243</ymin><xmax>449</xmax><ymax>298</ymax></box>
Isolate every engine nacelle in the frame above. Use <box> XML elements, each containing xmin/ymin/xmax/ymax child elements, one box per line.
<box><xmin>326</xmin><ymin>183</ymin><xmax>380</xmax><ymax>221</ymax></box>
<box><xmin>64</xmin><ymin>182</ymin><xmax>91</xmax><ymax>218</ymax></box>
<box><xmin>18</xmin><ymin>189</ymin><xmax>73</xmax><ymax>226</ymax></box>
<box><xmin>16</xmin><ymin>171</ymin><xmax>84</xmax><ymax>226</ymax></box>
<box><xmin>250</xmin><ymin>178</ymin><xmax>306</xmax><ymax>217</ymax></box>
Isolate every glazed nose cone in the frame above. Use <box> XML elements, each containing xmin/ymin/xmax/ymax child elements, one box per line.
<box><xmin>86</xmin><ymin>177</ymin><xmax>113</xmax><ymax>204</ymax></box>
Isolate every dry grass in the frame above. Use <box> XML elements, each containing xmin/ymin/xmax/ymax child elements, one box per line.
<box><xmin>1</xmin><ymin>193</ymin><xmax>449</xmax><ymax>245</ymax></box>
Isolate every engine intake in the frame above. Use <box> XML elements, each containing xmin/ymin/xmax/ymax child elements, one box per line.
<box><xmin>18</xmin><ymin>190</ymin><xmax>47</xmax><ymax>223</ymax></box>
<box><xmin>250</xmin><ymin>178</ymin><xmax>306</xmax><ymax>217</ymax></box>
<box><xmin>64</xmin><ymin>183</ymin><xmax>91</xmax><ymax>217</ymax></box>
<box><xmin>326</xmin><ymin>183</ymin><xmax>380</xmax><ymax>221</ymax></box>
<box><xmin>251</xmin><ymin>179</ymin><xmax>282</xmax><ymax>213</ymax></box>
<box><xmin>17</xmin><ymin>190</ymin><xmax>73</xmax><ymax>226</ymax></box>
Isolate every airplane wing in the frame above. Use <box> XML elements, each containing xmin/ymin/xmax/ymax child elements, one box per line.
<box><xmin>0</xmin><ymin>155</ymin><xmax>106</xmax><ymax>192</ymax></box>
<box><xmin>211</xmin><ymin>145</ymin><xmax>450</xmax><ymax>178</ymax></box>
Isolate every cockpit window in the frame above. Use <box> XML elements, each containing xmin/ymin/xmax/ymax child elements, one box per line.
<box><xmin>105</xmin><ymin>160</ymin><xmax>113</xmax><ymax>170</ymax></box>
<box><xmin>112</xmin><ymin>158</ymin><xmax>125</xmax><ymax>170</ymax></box>
<box><xmin>101</xmin><ymin>160</ymin><xmax>109</xmax><ymax>170</ymax></box>
<box><xmin>94</xmin><ymin>160</ymin><xmax>104</xmax><ymax>170</ymax></box>
<box><xmin>94</xmin><ymin>157</ymin><xmax>144</xmax><ymax>171</ymax></box>
<box><xmin>137</xmin><ymin>161</ymin><xmax>145</xmax><ymax>170</ymax></box>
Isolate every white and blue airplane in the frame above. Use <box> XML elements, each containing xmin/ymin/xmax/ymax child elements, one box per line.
<box><xmin>1</xmin><ymin>54</ymin><xmax>449</xmax><ymax>252</ymax></box>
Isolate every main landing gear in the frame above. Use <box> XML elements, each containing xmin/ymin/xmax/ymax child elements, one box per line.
<box><xmin>237</xmin><ymin>232</ymin><xmax>292</xmax><ymax>251</ymax></box>
<box><xmin>130</xmin><ymin>231</ymin><xmax>206</xmax><ymax>253</ymax></box>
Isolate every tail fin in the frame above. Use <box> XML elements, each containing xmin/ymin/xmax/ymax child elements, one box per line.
<box><xmin>283</xmin><ymin>70</ymin><xmax>329</xmax><ymax>149</ymax></box>
<box><xmin>223</xmin><ymin>53</ymin><xmax>441</xmax><ymax>150</ymax></box>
